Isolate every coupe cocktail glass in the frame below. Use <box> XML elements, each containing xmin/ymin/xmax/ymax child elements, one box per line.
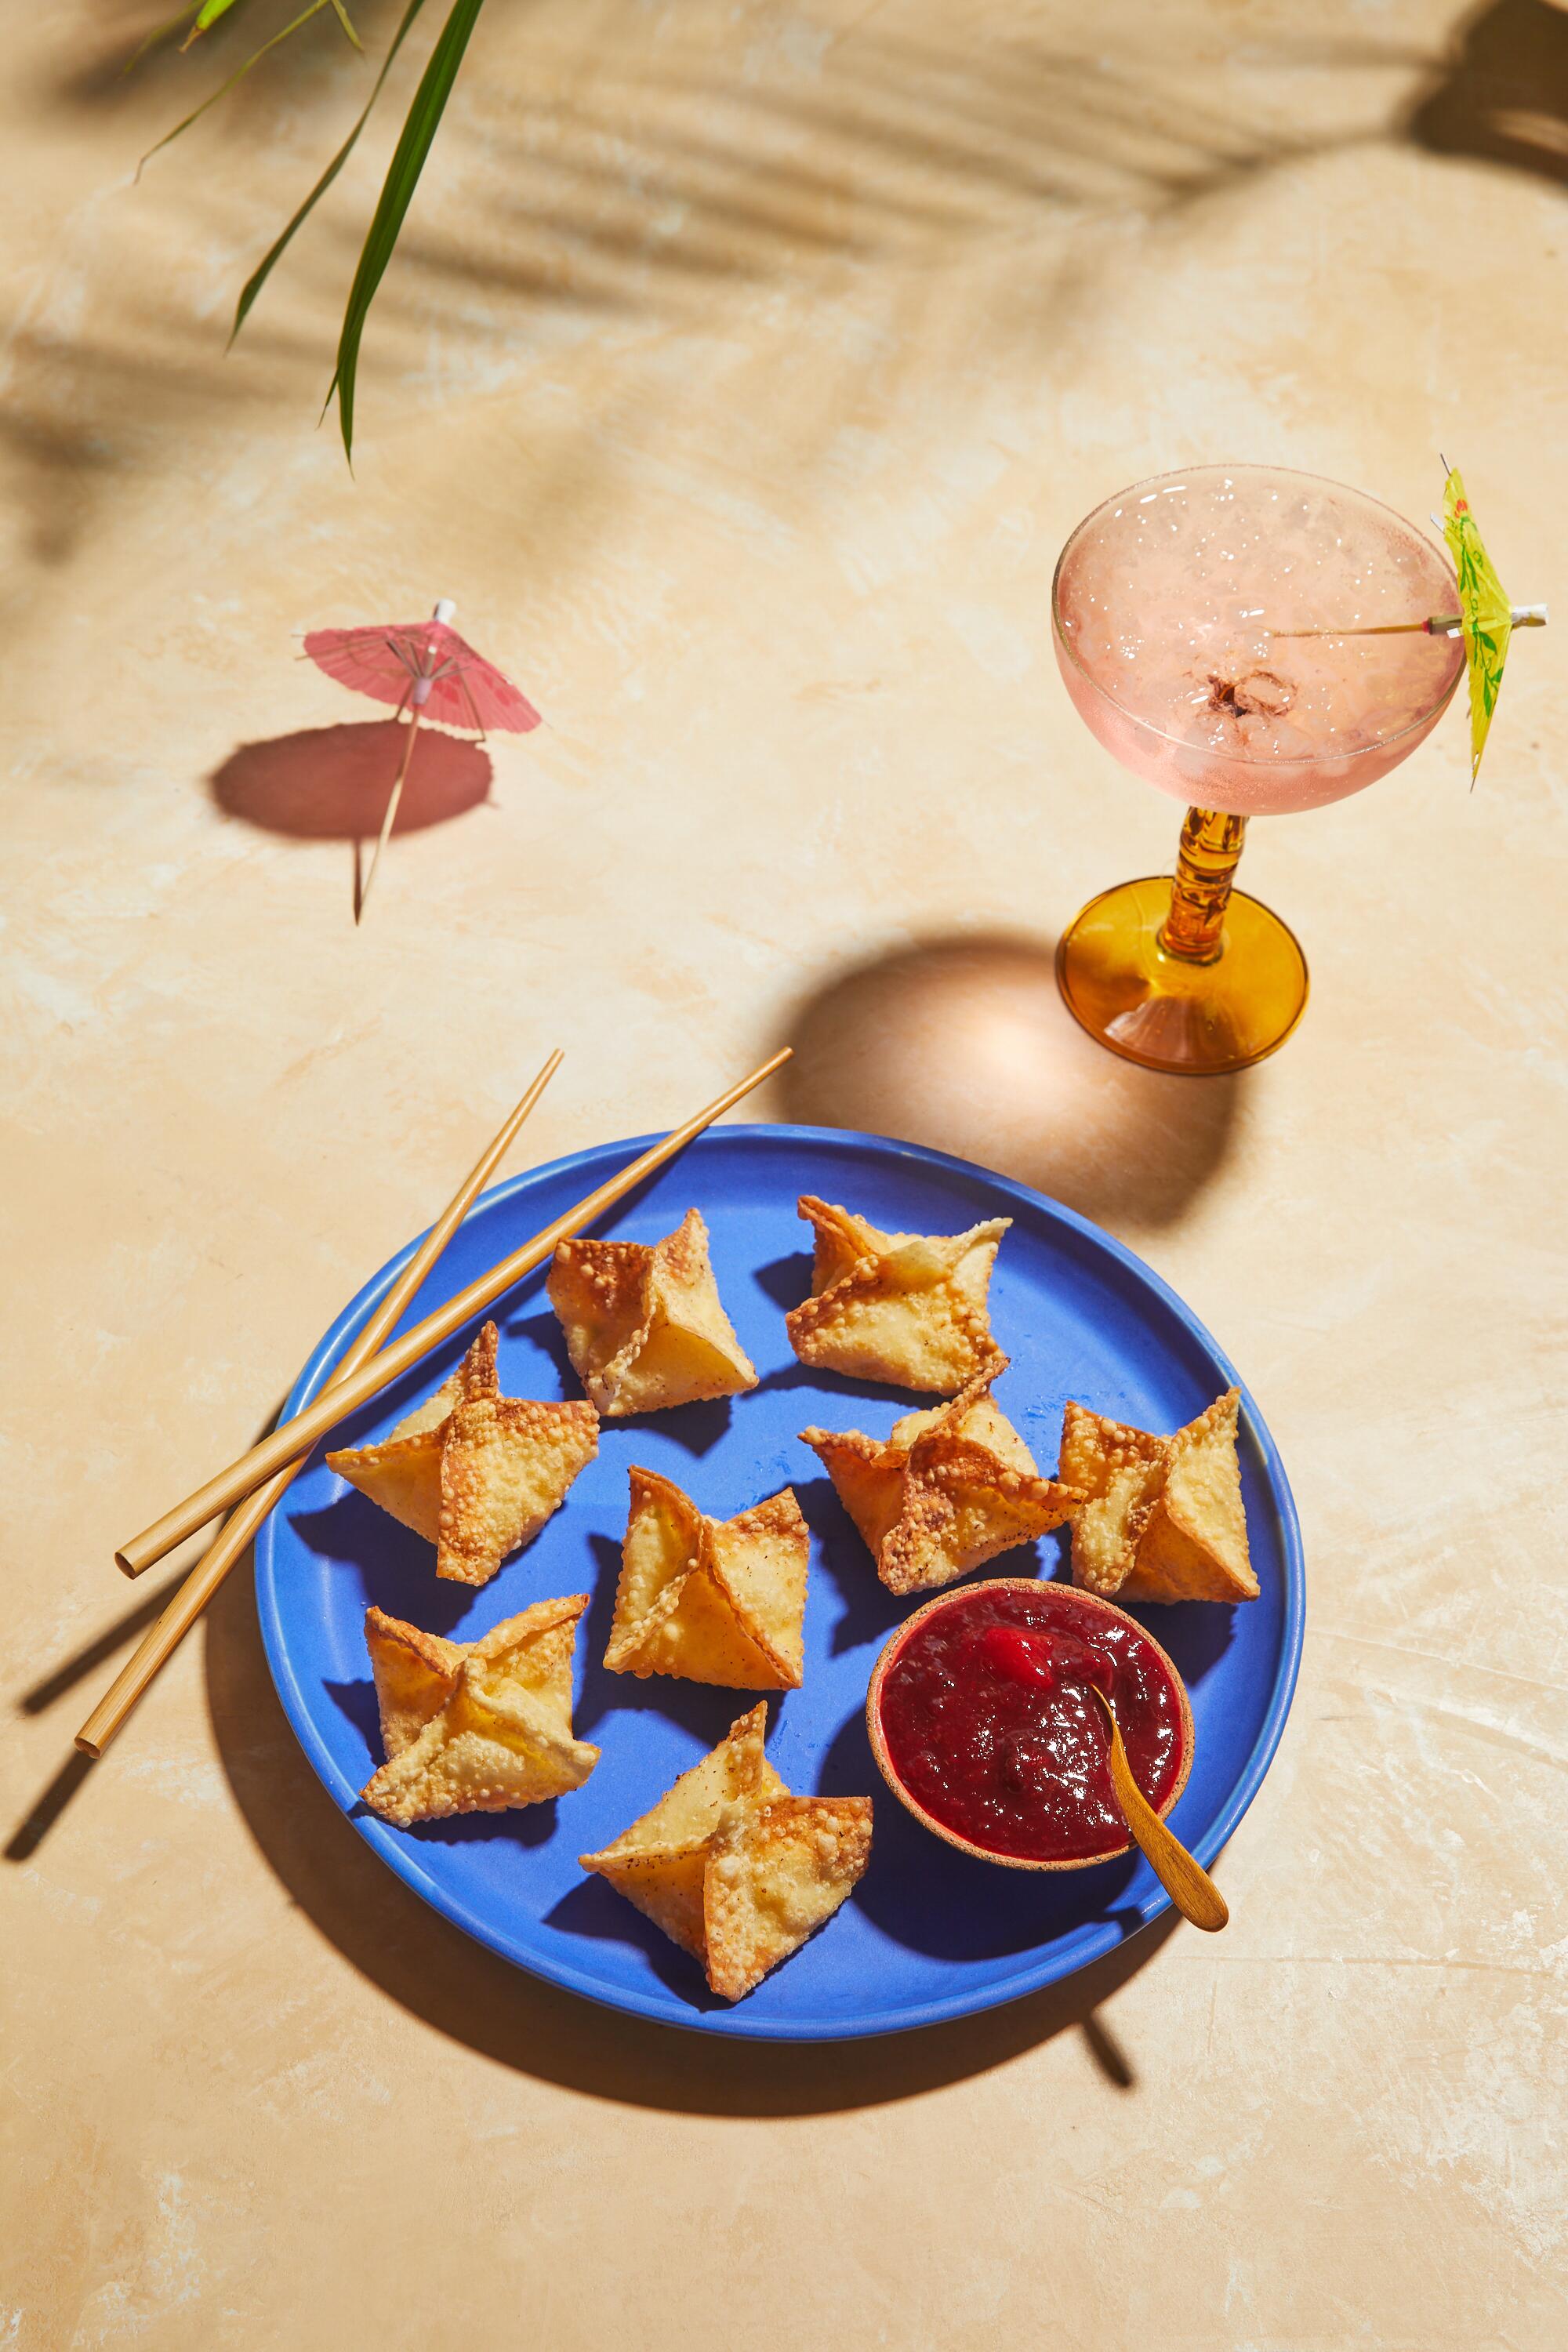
<box><xmin>1052</xmin><ymin>465</ymin><xmax>1465</xmax><ymax>1076</ymax></box>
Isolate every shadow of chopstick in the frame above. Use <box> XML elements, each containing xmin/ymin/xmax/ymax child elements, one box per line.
<box><xmin>5</xmin><ymin>1751</ymin><xmax>96</xmax><ymax>1860</ymax></box>
<box><xmin>5</xmin><ymin>1573</ymin><xmax>192</xmax><ymax>1864</ymax></box>
<box><xmin>16</xmin><ymin>1568</ymin><xmax>187</xmax><ymax>1715</ymax></box>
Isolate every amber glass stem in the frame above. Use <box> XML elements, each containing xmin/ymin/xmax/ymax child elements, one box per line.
<box><xmin>1158</xmin><ymin>805</ymin><xmax>1247</xmax><ymax>964</ymax></box>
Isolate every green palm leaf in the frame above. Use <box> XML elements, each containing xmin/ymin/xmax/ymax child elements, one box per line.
<box><xmin>231</xmin><ymin>0</ymin><xmax>430</xmax><ymax>343</ymax></box>
<box><xmin>122</xmin><ymin>4</ymin><xmax>205</xmax><ymax>74</ymax></box>
<box><xmin>140</xmin><ymin>0</ymin><xmax>336</xmax><ymax>170</ymax></box>
<box><xmin>187</xmin><ymin>0</ymin><xmax>356</xmax><ymax>45</ymax></box>
<box><xmin>328</xmin><ymin>0</ymin><xmax>486</xmax><ymax>458</ymax></box>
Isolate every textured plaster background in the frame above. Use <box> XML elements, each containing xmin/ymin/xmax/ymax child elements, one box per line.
<box><xmin>2</xmin><ymin>2</ymin><xmax>1564</xmax><ymax>2346</ymax></box>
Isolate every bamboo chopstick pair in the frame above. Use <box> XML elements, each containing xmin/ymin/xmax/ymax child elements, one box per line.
<box><xmin>77</xmin><ymin>1043</ymin><xmax>790</xmax><ymax>1759</ymax></box>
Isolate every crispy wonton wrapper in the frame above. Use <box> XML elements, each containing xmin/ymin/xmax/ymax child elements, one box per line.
<box><xmin>605</xmin><ymin>1467</ymin><xmax>808</xmax><ymax>1688</ymax></box>
<box><xmin>1059</xmin><ymin>1388</ymin><xmax>1257</xmax><ymax>1603</ymax></box>
<box><xmin>547</xmin><ymin>1208</ymin><xmax>757</xmax><ymax>1417</ymax></box>
<box><xmin>579</xmin><ymin>1704</ymin><xmax>871</xmax><ymax>2000</ymax></box>
<box><xmin>361</xmin><ymin>1594</ymin><xmax>599</xmax><ymax>1826</ymax></box>
<box><xmin>785</xmin><ymin>1195</ymin><xmax>1010</xmax><ymax>1394</ymax></box>
<box><xmin>803</xmin><ymin>1361</ymin><xmax>1080</xmax><ymax>1595</ymax></box>
<box><xmin>327</xmin><ymin>1322</ymin><xmax>598</xmax><ymax>1586</ymax></box>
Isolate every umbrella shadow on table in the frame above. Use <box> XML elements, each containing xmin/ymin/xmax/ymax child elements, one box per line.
<box><xmin>209</xmin><ymin>720</ymin><xmax>493</xmax><ymax>905</ymax></box>
<box><xmin>772</xmin><ymin>931</ymin><xmax>1247</xmax><ymax>1238</ymax></box>
<box><xmin>204</xmin><ymin>1559</ymin><xmax>1177</xmax><ymax>2115</ymax></box>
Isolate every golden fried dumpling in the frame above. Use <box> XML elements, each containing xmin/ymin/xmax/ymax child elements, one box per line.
<box><xmin>784</xmin><ymin>1195</ymin><xmax>1009</xmax><ymax>1393</ymax></box>
<box><xmin>604</xmin><ymin>1468</ymin><xmax>808</xmax><ymax>1689</ymax></box>
<box><xmin>1060</xmin><ymin>1388</ymin><xmax>1257</xmax><ymax>1603</ymax></box>
<box><xmin>579</xmin><ymin>1704</ymin><xmax>871</xmax><ymax>2001</ymax></box>
<box><xmin>326</xmin><ymin>1322</ymin><xmax>598</xmax><ymax>1586</ymax></box>
<box><xmin>802</xmin><ymin>1362</ymin><xmax>1080</xmax><ymax>1595</ymax></box>
<box><xmin>546</xmin><ymin>1208</ymin><xmax>757</xmax><ymax>1417</ymax></box>
<box><xmin>361</xmin><ymin>1595</ymin><xmax>599</xmax><ymax>1827</ymax></box>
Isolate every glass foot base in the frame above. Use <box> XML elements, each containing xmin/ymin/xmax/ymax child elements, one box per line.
<box><xmin>1056</xmin><ymin>877</ymin><xmax>1308</xmax><ymax>1076</ymax></box>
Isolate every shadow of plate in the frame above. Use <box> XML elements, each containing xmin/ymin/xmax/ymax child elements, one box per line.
<box><xmin>205</xmin><ymin>1559</ymin><xmax>1176</xmax><ymax>2113</ymax></box>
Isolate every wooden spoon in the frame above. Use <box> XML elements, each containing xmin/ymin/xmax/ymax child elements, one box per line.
<box><xmin>1093</xmin><ymin>1686</ymin><xmax>1229</xmax><ymax>1933</ymax></box>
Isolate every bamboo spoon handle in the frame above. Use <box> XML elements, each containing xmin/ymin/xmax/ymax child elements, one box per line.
<box><xmin>77</xmin><ymin>1053</ymin><xmax>564</xmax><ymax>1757</ymax></box>
<box><xmin>115</xmin><ymin>1045</ymin><xmax>792</xmax><ymax>1577</ymax></box>
<box><xmin>1093</xmin><ymin>1687</ymin><xmax>1229</xmax><ymax>1933</ymax></box>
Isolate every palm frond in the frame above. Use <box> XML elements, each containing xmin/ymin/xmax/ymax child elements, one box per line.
<box><xmin>328</xmin><ymin>0</ymin><xmax>364</xmax><ymax>50</ymax></box>
<box><xmin>135</xmin><ymin>0</ymin><xmax>491</xmax><ymax>459</ymax></box>
<box><xmin>123</xmin><ymin>3</ymin><xmax>205</xmax><ymax>74</ymax></box>
<box><xmin>329</xmin><ymin>0</ymin><xmax>486</xmax><ymax>458</ymax></box>
<box><xmin>183</xmin><ymin>0</ymin><xmax>249</xmax><ymax>47</ymax></box>
<box><xmin>140</xmin><ymin>0</ymin><xmax>336</xmax><ymax>171</ymax></box>
<box><xmin>231</xmin><ymin>0</ymin><xmax>431</xmax><ymax>343</ymax></box>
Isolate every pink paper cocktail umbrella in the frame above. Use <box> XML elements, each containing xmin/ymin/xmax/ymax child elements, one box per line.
<box><xmin>303</xmin><ymin>600</ymin><xmax>542</xmax><ymax>920</ymax></box>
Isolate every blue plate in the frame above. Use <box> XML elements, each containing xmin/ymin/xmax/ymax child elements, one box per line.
<box><xmin>256</xmin><ymin>1124</ymin><xmax>1303</xmax><ymax>2042</ymax></box>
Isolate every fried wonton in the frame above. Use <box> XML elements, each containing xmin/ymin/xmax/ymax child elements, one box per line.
<box><xmin>1059</xmin><ymin>1388</ymin><xmax>1257</xmax><ymax>1603</ymax></box>
<box><xmin>579</xmin><ymin>1704</ymin><xmax>871</xmax><ymax>2000</ymax></box>
<box><xmin>547</xmin><ymin>1208</ymin><xmax>757</xmax><ymax>1417</ymax></box>
<box><xmin>326</xmin><ymin>1322</ymin><xmax>598</xmax><ymax>1586</ymax></box>
<box><xmin>784</xmin><ymin>1195</ymin><xmax>1010</xmax><ymax>1393</ymax></box>
<box><xmin>360</xmin><ymin>1595</ymin><xmax>599</xmax><ymax>1827</ymax></box>
<box><xmin>802</xmin><ymin>1362</ymin><xmax>1081</xmax><ymax>1595</ymax></box>
<box><xmin>604</xmin><ymin>1468</ymin><xmax>808</xmax><ymax>1689</ymax></box>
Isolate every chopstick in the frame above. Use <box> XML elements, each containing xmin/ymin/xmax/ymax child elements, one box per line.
<box><xmin>78</xmin><ymin>1052</ymin><xmax>564</xmax><ymax>1757</ymax></box>
<box><xmin>115</xmin><ymin>1045</ymin><xmax>792</xmax><ymax>1581</ymax></box>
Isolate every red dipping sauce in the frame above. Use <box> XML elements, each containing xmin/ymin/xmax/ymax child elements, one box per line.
<box><xmin>873</xmin><ymin>1582</ymin><xmax>1189</xmax><ymax>1864</ymax></box>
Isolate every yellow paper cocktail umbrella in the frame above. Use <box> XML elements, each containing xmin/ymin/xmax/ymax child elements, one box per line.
<box><xmin>1277</xmin><ymin>464</ymin><xmax>1545</xmax><ymax>782</ymax></box>
<box><xmin>1438</xmin><ymin>466</ymin><xmax>1547</xmax><ymax>781</ymax></box>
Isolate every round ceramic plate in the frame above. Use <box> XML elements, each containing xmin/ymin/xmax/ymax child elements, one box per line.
<box><xmin>256</xmin><ymin>1124</ymin><xmax>1303</xmax><ymax>2042</ymax></box>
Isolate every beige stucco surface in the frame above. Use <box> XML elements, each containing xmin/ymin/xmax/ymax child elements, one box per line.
<box><xmin>3</xmin><ymin>2</ymin><xmax>1565</xmax><ymax>2344</ymax></box>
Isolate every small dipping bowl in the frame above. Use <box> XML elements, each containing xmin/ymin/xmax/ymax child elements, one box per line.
<box><xmin>866</xmin><ymin>1578</ymin><xmax>1195</xmax><ymax>1871</ymax></box>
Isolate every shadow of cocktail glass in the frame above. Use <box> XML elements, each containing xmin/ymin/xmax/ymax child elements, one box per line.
<box><xmin>776</xmin><ymin>931</ymin><xmax>1247</xmax><ymax>1237</ymax></box>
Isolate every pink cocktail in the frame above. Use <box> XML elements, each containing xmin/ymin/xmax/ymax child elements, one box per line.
<box><xmin>1052</xmin><ymin>466</ymin><xmax>1464</xmax><ymax>1073</ymax></box>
